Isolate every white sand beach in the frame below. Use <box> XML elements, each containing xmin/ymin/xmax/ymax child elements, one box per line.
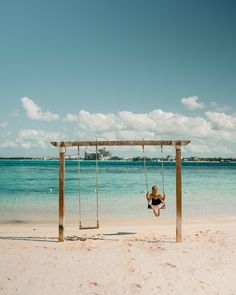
<box><xmin>1</xmin><ymin>219</ymin><xmax>236</xmax><ymax>295</ymax></box>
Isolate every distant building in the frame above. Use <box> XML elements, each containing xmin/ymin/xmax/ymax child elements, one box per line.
<box><xmin>110</xmin><ymin>156</ymin><xmax>123</xmax><ymax>161</ymax></box>
<box><xmin>98</xmin><ymin>147</ymin><xmax>111</xmax><ymax>160</ymax></box>
<box><xmin>190</xmin><ymin>156</ymin><xmax>199</xmax><ymax>161</ymax></box>
<box><xmin>165</xmin><ymin>155</ymin><xmax>174</xmax><ymax>161</ymax></box>
<box><xmin>84</xmin><ymin>151</ymin><xmax>101</xmax><ymax>160</ymax></box>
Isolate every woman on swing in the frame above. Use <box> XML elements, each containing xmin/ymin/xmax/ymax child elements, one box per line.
<box><xmin>146</xmin><ymin>184</ymin><xmax>166</xmax><ymax>217</ymax></box>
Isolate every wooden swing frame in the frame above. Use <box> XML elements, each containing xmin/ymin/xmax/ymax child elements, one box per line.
<box><xmin>51</xmin><ymin>139</ymin><xmax>191</xmax><ymax>243</ymax></box>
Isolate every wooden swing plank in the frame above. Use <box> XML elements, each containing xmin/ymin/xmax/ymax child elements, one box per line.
<box><xmin>79</xmin><ymin>225</ymin><xmax>99</xmax><ymax>230</ymax></box>
<box><xmin>79</xmin><ymin>220</ymin><xmax>99</xmax><ymax>230</ymax></box>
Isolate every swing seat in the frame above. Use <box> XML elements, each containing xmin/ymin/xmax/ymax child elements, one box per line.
<box><xmin>79</xmin><ymin>225</ymin><xmax>99</xmax><ymax>230</ymax></box>
<box><xmin>147</xmin><ymin>202</ymin><xmax>166</xmax><ymax>209</ymax></box>
<box><xmin>79</xmin><ymin>221</ymin><xmax>99</xmax><ymax>230</ymax></box>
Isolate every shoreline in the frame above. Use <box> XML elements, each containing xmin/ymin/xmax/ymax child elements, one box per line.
<box><xmin>1</xmin><ymin>214</ymin><xmax>236</xmax><ymax>225</ymax></box>
<box><xmin>1</xmin><ymin>158</ymin><xmax>236</xmax><ymax>163</ymax></box>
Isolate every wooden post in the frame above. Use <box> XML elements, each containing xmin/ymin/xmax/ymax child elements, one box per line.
<box><xmin>176</xmin><ymin>145</ymin><xmax>182</xmax><ymax>243</ymax></box>
<box><xmin>59</xmin><ymin>146</ymin><xmax>65</xmax><ymax>242</ymax></box>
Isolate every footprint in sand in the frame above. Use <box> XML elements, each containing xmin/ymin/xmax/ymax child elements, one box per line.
<box><xmin>128</xmin><ymin>266</ymin><xmax>135</xmax><ymax>273</ymax></box>
<box><xmin>164</xmin><ymin>262</ymin><xmax>177</xmax><ymax>269</ymax></box>
<box><xmin>149</xmin><ymin>245</ymin><xmax>165</xmax><ymax>252</ymax></box>
<box><xmin>130</xmin><ymin>283</ymin><xmax>142</xmax><ymax>291</ymax></box>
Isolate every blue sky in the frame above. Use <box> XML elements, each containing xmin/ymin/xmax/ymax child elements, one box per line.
<box><xmin>0</xmin><ymin>0</ymin><xmax>235</xmax><ymax>157</ymax></box>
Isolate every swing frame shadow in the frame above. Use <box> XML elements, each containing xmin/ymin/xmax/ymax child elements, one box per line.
<box><xmin>51</xmin><ymin>139</ymin><xmax>191</xmax><ymax>243</ymax></box>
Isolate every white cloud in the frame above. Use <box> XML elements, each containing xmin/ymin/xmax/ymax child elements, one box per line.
<box><xmin>205</xmin><ymin>112</ymin><xmax>236</xmax><ymax>130</ymax></box>
<box><xmin>18</xmin><ymin>129</ymin><xmax>59</xmax><ymax>140</ymax></box>
<box><xmin>21</xmin><ymin>97</ymin><xmax>59</xmax><ymax>121</ymax></box>
<box><xmin>185</xmin><ymin>136</ymin><xmax>235</xmax><ymax>156</ymax></box>
<box><xmin>181</xmin><ymin>96</ymin><xmax>204</xmax><ymax>110</ymax></box>
<box><xmin>0</xmin><ymin>140</ymin><xmax>18</xmax><ymax>148</ymax></box>
<box><xmin>63</xmin><ymin>114</ymin><xmax>80</xmax><ymax>122</ymax></box>
<box><xmin>0</xmin><ymin>122</ymin><xmax>8</xmax><ymax>128</ymax></box>
<box><xmin>18</xmin><ymin>129</ymin><xmax>61</xmax><ymax>148</ymax></box>
<box><xmin>0</xmin><ymin>129</ymin><xmax>61</xmax><ymax>149</ymax></box>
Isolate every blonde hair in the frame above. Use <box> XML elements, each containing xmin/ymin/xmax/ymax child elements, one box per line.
<box><xmin>152</xmin><ymin>185</ymin><xmax>158</xmax><ymax>191</ymax></box>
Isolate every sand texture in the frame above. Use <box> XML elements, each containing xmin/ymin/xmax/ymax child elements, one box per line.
<box><xmin>0</xmin><ymin>221</ymin><xmax>236</xmax><ymax>295</ymax></box>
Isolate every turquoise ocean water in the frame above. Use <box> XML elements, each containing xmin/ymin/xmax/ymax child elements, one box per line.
<box><xmin>0</xmin><ymin>160</ymin><xmax>236</xmax><ymax>224</ymax></box>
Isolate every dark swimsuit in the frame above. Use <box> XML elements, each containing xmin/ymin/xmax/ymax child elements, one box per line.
<box><xmin>151</xmin><ymin>198</ymin><xmax>163</xmax><ymax>206</ymax></box>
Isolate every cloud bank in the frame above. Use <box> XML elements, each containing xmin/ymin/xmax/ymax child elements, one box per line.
<box><xmin>0</xmin><ymin>129</ymin><xmax>61</xmax><ymax>149</ymax></box>
<box><xmin>63</xmin><ymin>109</ymin><xmax>236</xmax><ymax>140</ymax></box>
<box><xmin>1</xmin><ymin>96</ymin><xmax>235</xmax><ymax>156</ymax></box>
<box><xmin>21</xmin><ymin>97</ymin><xmax>59</xmax><ymax>121</ymax></box>
<box><xmin>62</xmin><ymin>109</ymin><xmax>236</xmax><ymax>155</ymax></box>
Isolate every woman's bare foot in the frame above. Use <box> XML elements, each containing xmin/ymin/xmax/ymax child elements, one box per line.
<box><xmin>153</xmin><ymin>209</ymin><xmax>160</xmax><ymax>217</ymax></box>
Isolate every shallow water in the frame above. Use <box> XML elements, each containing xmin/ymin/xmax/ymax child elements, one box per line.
<box><xmin>0</xmin><ymin>160</ymin><xmax>236</xmax><ymax>224</ymax></box>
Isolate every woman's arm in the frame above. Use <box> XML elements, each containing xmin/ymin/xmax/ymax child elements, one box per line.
<box><xmin>158</xmin><ymin>193</ymin><xmax>166</xmax><ymax>202</ymax></box>
<box><xmin>162</xmin><ymin>193</ymin><xmax>166</xmax><ymax>201</ymax></box>
<box><xmin>146</xmin><ymin>193</ymin><xmax>152</xmax><ymax>202</ymax></box>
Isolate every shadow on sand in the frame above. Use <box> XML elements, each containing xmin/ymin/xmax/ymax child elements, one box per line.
<box><xmin>0</xmin><ymin>236</ymin><xmax>58</xmax><ymax>243</ymax></box>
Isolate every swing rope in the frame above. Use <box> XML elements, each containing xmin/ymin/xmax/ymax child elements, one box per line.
<box><xmin>78</xmin><ymin>144</ymin><xmax>99</xmax><ymax>229</ymax></box>
<box><xmin>142</xmin><ymin>143</ymin><xmax>149</xmax><ymax>194</ymax></box>
<box><xmin>160</xmin><ymin>145</ymin><xmax>166</xmax><ymax>209</ymax></box>
<box><xmin>77</xmin><ymin>146</ymin><xmax>82</xmax><ymax>228</ymax></box>
<box><xmin>161</xmin><ymin>145</ymin><xmax>165</xmax><ymax>195</ymax></box>
<box><xmin>95</xmin><ymin>144</ymin><xmax>99</xmax><ymax>228</ymax></box>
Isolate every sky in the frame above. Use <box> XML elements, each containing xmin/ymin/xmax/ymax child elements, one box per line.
<box><xmin>0</xmin><ymin>0</ymin><xmax>235</xmax><ymax>157</ymax></box>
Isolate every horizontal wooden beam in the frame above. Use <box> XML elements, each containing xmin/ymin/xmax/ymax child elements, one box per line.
<box><xmin>51</xmin><ymin>140</ymin><xmax>191</xmax><ymax>148</ymax></box>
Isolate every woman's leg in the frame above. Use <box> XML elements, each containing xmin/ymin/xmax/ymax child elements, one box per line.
<box><xmin>153</xmin><ymin>208</ymin><xmax>160</xmax><ymax>217</ymax></box>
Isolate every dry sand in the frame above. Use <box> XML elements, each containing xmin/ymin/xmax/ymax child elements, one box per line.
<box><xmin>0</xmin><ymin>220</ymin><xmax>236</xmax><ymax>295</ymax></box>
